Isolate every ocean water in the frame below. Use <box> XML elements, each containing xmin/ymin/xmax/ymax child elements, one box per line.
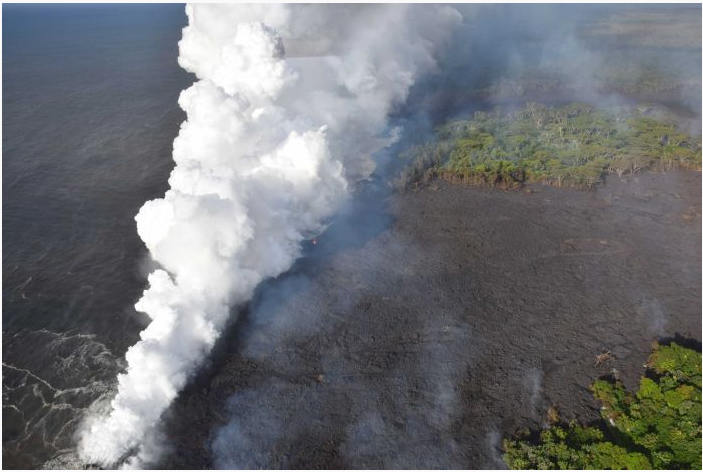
<box><xmin>2</xmin><ymin>5</ymin><xmax>191</xmax><ymax>468</ymax></box>
<box><xmin>3</xmin><ymin>4</ymin><xmax>701</xmax><ymax>469</ymax></box>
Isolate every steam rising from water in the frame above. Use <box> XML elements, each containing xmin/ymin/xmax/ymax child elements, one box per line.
<box><xmin>77</xmin><ymin>4</ymin><xmax>460</xmax><ymax>467</ymax></box>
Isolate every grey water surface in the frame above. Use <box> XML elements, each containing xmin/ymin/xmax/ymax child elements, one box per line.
<box><xmin>2</xmin><ymin>5</ymin><xmax>190</xmax><ymax>467</ymax></box>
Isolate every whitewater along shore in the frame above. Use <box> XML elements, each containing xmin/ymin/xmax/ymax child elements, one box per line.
<box><xmin>158</xmin><ymin>170</ymin><xmax>701</xmax><ymax>469</ymax></box>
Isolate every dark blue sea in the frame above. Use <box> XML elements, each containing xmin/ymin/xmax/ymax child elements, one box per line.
<box><xmin>2</xmin><ymin>5</ymin><xmax>191</xmax><ymax>467</ymax></box>
<box><xmin>3</xmin><ymin>4</ymin><xmax>701</xmax><ymax>469</ymax></box>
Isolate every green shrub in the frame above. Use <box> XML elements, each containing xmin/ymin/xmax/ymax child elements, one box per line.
<box><xmin>503</xmin><ymin>342</ymin><xmax>702</xmax><ymax>469</ymax></box>
<box><xmin>400</xmin><ymin>103</ymin><xmax>702</xmax><ymax>189</ymax></box>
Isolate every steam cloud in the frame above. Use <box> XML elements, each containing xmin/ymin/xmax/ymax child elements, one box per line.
<box><xmin>77</xmin><ymin>4</ymin><xmax>460</xmax><ymax>467</ymax></box>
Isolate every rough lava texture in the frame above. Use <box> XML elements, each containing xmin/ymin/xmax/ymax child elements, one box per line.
<box><xmin>158</xmin><ymin>170</ymin><xmax>701</xmax><ymax>469</ymax></box>
<box><xmin>76</xmin><ymin>4</ymin><xmax>461</xmax><ymax>467</ymax></box>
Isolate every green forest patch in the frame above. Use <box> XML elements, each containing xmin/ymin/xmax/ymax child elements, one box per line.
<box><xmin>503</xmin><ymin>342</ymin><xmax>702</xmax><ymax>469</ymax></box>
<box><xmin>399</xmin><ymin>103</ymin><xmax>701</xmax><ymax>190</ymax></box>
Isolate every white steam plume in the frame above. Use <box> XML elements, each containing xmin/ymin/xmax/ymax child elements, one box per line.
<box><xmin>77</xmin><ymin>4</ymin><xmax>461</xmax><ymax>467</ymax></box>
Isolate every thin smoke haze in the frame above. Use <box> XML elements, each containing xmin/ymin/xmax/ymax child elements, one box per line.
<box><xmin>77</xmin><ymin>4</ymin><xmax>460</xmax><ymax>467</ymax></box>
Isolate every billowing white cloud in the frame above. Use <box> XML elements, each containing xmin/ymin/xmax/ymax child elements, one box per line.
<box><xmin>77</xmin><ymin>4</ymin><xmax>461</xmax><ymax>467</ymax></box>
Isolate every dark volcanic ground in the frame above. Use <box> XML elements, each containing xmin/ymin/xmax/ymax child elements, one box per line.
<box><xmin>159</xmin><ymin>171</ymin><xmax>701</xmax><ymax>469</ymax></box>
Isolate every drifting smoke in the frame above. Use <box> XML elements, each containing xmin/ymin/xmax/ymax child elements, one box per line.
<box><xmin>77</xmin><ymin>4</ymin><xmax>460</xmax><ymax>467</ymax></box>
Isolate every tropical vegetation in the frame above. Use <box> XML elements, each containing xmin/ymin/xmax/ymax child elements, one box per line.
<box><xmin>502</xmin><ymin>342</ymin><xmax>702</xmax><ymax>469</ymax></box>
<box><xmin>399</xmin><ymin>103</ymin><xmax>701</xmax><ymax>190</ymax></box>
